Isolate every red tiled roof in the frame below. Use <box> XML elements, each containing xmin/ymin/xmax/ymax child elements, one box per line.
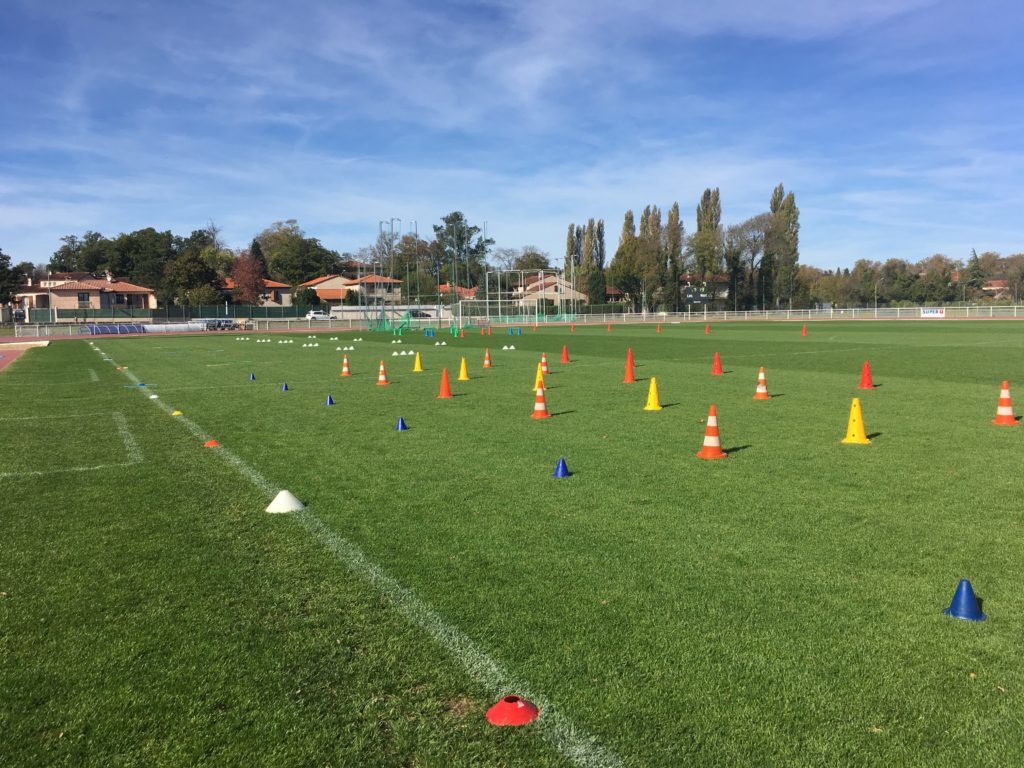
<box><xmin>20</xmin><ymin>278</ymin><xmax>154</xmax><ymax>294</ymax></box>
<box><xmin>223</xmin><ymin>277</ymin><xmax>290</xmax><ymax>290</ymax></box>
<box><xmin>352</xmin><ymin>274</ymin><xmax>402</xmax><ymax>284</ymax></box>
<box><xmin>299</xmin><ymin>275</ymin><xmax>340</xmax><ymax>287</ymax></box>
<box><xmin>315</xmin><ymin>288</ymin><xmax>348</xmax><ymax>300</ymax></box>
<box><xmin>438</xmin><ymin>283</ymin><xmax>477</xmax><ymax>298</ymax></box>
<box><xmin>984</xmin><ymin>280</ymin><xmax>1009</xmax><ymax>289</ymax></box>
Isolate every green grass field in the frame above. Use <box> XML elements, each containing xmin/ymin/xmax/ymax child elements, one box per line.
<box><xmin>2</xmin><ymin>321</ymin><xmax>1023</xmax><ymax>767</ymax></box>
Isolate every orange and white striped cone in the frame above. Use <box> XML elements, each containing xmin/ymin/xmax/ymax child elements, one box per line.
<box><xmin>483</xmin><ymin>348</ymin><xmax>492</xmax><ymax>369</ymax></box>
<box><xmin>696</xmin><ymin>405</ymin><xmax>728</xmax><ymax>460</ymax></box>
<box><xmin>753</xmin><ymin>367</ymin><xmax>770</xmax><ymax>400</ymax></box>
<box><xmin>540</xmin><ymin>352</ymin><xmax>549</xmax><ymax>375</ymax></box>
<box><xmin>340</xmin><ymin>355</ymin><xmax>351</xmax><ymax>377</ymax></box>
<box><xmin>531</xmin><ymin>386</ymin><xmax>551</xmax><ymax>420</ymax></box>
<box><xmin>992</xmin><ymin>380</ymin><xmax>1019</xmax><ymax>426</ymax></box>
<box><xmin>376</xmin><ymin>360</ymin><xmax>389</xmax><ymax>386</ymax></box>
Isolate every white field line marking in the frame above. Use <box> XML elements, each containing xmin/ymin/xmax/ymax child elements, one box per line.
<box><xmin>89</xmin><ymin>368</ymin><xmax>100</xmax><ymax>381</ymax></box>
<box><xmin>112</xmin><ymin>412</ymin><xmax>143</xmax><ymax>463</ymax></box>
<box><xmin>0</xmin><ymin>412</ymin><xmax>142</xmax><ymax>479</ymax></box>
<box><xmin>112</xmin><ymin>359</ymin><xmax>623</xmax><ymax>768</ymax></box>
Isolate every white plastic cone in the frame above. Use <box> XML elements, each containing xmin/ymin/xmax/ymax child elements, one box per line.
<box><xmin>266</xmin><ymin>490</ymin><xmax>305</xmax><ymax>514</ymax></box>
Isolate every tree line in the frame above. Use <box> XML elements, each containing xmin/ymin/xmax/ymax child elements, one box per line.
<box><xmin>569</xmin><ymin>183</ymin><xmax>801</xmax><ymax>311</ymax></box>
<box><xmin>4</xmin><ymin>186</ymin><xmax>1022</xmax><ymax>310</ymax></box>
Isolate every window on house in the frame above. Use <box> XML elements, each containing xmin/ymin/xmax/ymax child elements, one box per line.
<box><xmin>78</xmin><ymin>292</ymin><xmax>89</xmax><ymax>303</ymax></box>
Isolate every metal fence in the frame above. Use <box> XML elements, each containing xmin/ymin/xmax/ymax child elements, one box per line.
<box><xmin>14</xmin><ymin>304</ymin><xmax>1024</xmax><ymax>338</ymax></box>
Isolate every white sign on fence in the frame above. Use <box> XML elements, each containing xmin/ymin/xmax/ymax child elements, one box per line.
<box><xmin>920</xmin><ymin>308</ymin><xmax>946</xmax><ymax>318</ymax></box>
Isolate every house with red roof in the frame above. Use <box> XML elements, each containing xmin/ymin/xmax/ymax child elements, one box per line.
<box><xmin>16</xmin><ymin>272</ymin><xmax>157</xmax><ymax>312</ymax></box>
<box><xmin>438</xmin><ymin>282</ymin><xmax>478</xmax><ymax>300</ymax></box>
<box><xmin>300</xmin><ymin>274</ymin><xmax>403</xmax><ymax>304</ymax></box>
<box><xmin>222</xmin><ymin>277</ymin><xmax>293</xmax><ymax>306</ymax></box>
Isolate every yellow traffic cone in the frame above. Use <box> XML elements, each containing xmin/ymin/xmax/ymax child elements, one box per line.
<box><xmin>458</xmin><ymin>356</ymin><xmax>470</xmax><ymax>381</ymax></box>
<box><xmin>412</xmin><ymin>351</ymin><xmax>423</xmax><ymax>373</ymax></box>
<box><xmin>841</xmin><ymin>397</ymin><xmax>871</xmax><ymax>444</ymax></box>
<box><xmin>643</xmin><ymin>376</ymin><xmax>662</xmax><ymax>411</ymax></box>
<box><xmin>533</xmin><ymin>361</ymin><xmax>545</xmax><ymax>390</ymax></box>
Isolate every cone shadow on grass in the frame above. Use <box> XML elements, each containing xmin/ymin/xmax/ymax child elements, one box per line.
<box><xmin>549</xmin><ymin>410</ymin><xmax>576</xmax><ymax>417</ymax></box>
<box><xmin>721</xmin><ymin>444</ymin><xmax>752</xmax><ymax>454</ymax></box>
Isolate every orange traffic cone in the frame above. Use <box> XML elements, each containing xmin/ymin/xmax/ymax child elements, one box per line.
<box><xmin>570</xmin><ymin>324</ymin><xmax>575</xmax><ymax>332</ymax></box>
<box><xmin>801</xmin><ymin>324</ymin><xmax>808</xmax><ymax>337</ymax></box>
<box><xmin>711</xmin><ymin>351</ymin><xmax>724</xmax><ymax>376</ymax></box>
<box><xmin>340</xmin><ymin>354</ymin><xmax>351</xmax><ymax>377</ymax></box>
<box><xmin>480</xmin><ymin>327</ymin><xmax>485</xmax><ymax>336</ymax></box>
<box><xmin>488</xmin><ymin>326</ymin><xmax>492</xmax><ymax>336</ymax></box>
<box><xmin>376</xmin><ymin>360</ymin><xmax>389</xmax><ymax>386</ymax></box>
<box><xmin>459</xmin><ymin>328</ymin><xmax>465</xmax><ymax>338</ymax></box>
<box><xmin>753</xmin><ymin>367</ymin><xmax>770</xmax><ymax>400</ymax></box>
<box><xmin>696</xmin><ymin>405</ymin><xmax>728</xmax><ymax>460</ymax></box>
<box><xmin>533</xmin><ymin>323</ymin><xmax>537</xmax><ymax>331</ymax></box>
<box><xmin>704</xmin><ymin>323</ymin><xmax>710</xmax><ymax>335</ymax></box>
<box><xmin>993</xmin><ymin>380</ymin><xmax>1019</xmax><ymax>426</ymax></box>
<box><xmin>483</xmin><ymin>348</ymin><xmax>492</xmax><ymax>369</ymax></box>
<box><xmin>531</xmin><ymin>386</ymin><xmax>551</xmax><ymax>419</ymax></box>
<box><xmin>561</xmin><ymin>345</ymin><xmax>570</xmax><ymax>363</ymax></box>
<box><xmin>438</xmin><ymin>368</ymin><xmax>453</xmax><ymax>399</ymax></box>
<box><xmin>859</xmin><ymin>361</ymin><xmax>874</xmax><ymax>389</ymax></box>
<box><xmin>626</xmin><ymin>347</ymin><xmax>635</xmax><ymax>367</ymax></box>
<box><xmin>624</xmin><ymin>357</ymin><xmax>637</xmax><ymax>383</ymax></box>
<box><xmin>657</xmin><ymin>324</ymin><xmax>661</xmax><ymax>333</ymax></box>
<box><xmin>540</xmin><ymin>352</ymin><xmax>549</xmax><ymax>374</ymax></box>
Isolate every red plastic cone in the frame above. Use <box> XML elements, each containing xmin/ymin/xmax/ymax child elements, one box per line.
<box><xmin>859</xmin><ymin>361</ymin><xmax>874</xmax><ymax>389</ymax></box>
<box><xmin>753</xmin><ymin>366</ymin><xmax>770</xmax><ymax>400</ymax></box>
<box><xmin>570</xmin><ymin>324</ymin><xmax>575</xmax><ymax>332</ymax></box>
<box><xmin>459</xmin><ymin>328</ymin><xmax>465</xmax><ymax>338</ymax></box>
<box><xmin>203</xmin><ymin>439</ymin><xmax>220</xmax><ymax>448</ymax></box>
<box><xmin>480</xmin><ymin>327</ymin><xmax>485</xmax><ymax>336</ymax></box>
<box><xmin>340</xmin><ymin>354</ymin><xmax>351</xmax><ymax>377</ymax></box>
<box><xmin>376</xmin><ymin>360</ymin><xmax>389</xmax><ymax>386</ymax></box>
<box><xmin>626</xmin><ymin>347</ymin><xmax>635</xmax><ymax>366</ymax></box>
<box><xmin>488</xmin><ymin>326</ymin><xmax>492</xmax><ymax>336</ymax></box>
<box><xmin>607</xmin><ymin>323</ymin><xmax>612</xmax><ymax>332</ymax></box>
<box><xmin>711</xmin><ymin>351</ymin><xmax>724</xmax><ymax>376</ymax></box>
<box><xmin>696</xmin><ymin>405</ymin><xmax>728</xmax><ymax>460</ymax></box>
<box><xmin>483</xmin><ymin>348</ymin><xmax>492</xmax><ymax>369</ymax></box>
<box><xmin>704</xmin><ymin>323</ymin><xmax>710</xmax><ymax>335</ymax></box>
<box><xmin>486</xmin><ymin>695</ymin><xmax>539</xmax><ymax>726</ymax></box>
<box><xmin>533</xmin><ymin>323</ymin><xmax>537</xmax><ymax>331</ymax></box>
<box><xmin>531</xmin><ymin>387</ymin><xmax>551</xmax><ymax>419</ymax></box>
<box><xmin>438</xmin><ymin>368</ymin><xmax>453</xmax><ymax>399</ymax></box>
<box><xmin>801</xmin><ymin>323</ymin><xmax>808</xmax><ymax>337</ymax></box>
<box><xmin>657</xmin><ymin>324</ymin><xmax>661</xmax><ymax>333</ymax></box>
<box><xmin>623</xmin><ymin>357</ymin><xmax>636</xmax><ymax>383</ymax></box>
<box><xmin>993</xmin><ymin>380</ymin><xmax>1019</xmax><ymax>425</ymax></box>
<box><xmin>561</xmin><ymin>345</ymin><xmax>570</xmax><ymax>363</ymax></box>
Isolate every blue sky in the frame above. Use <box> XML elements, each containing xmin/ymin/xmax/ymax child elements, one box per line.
<box><xmin>2</xmin><ymin>0</ymin><xmax>1022</xmax><ymax>270</ymax></box>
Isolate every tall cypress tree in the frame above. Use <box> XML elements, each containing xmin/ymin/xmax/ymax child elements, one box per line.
<box><xmin>596</xmin><ymin>220</ymin><xmax>606</xmax><ymax>271</ymax></box>
<box><xmin>665</xmin><ymin>202</ymin><xmax>683</xmax><ymax>311</ymax></box>
<box><xmin>768</xmin><ymin>183</ymin><xmax>800</xmax><ymax>308</ymax></box>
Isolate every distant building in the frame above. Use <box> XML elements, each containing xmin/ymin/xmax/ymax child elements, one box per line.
<box><xmin>513</xmin><ymin>274</ymin><xmax>586</xmax><ymax>309</ymax></box>
<box><xmin>438</xmin><ymin>282</ymin><xmax>478</xmax><ymax>300</ymax></box>
<box><xmin>300</xmin><ymin>274</ymin><xmax>403</xmax><ymax>304</ymax></box>
<box><xmin>222</xmin><ymin>277</ymin><xmax>293</xmax><ymax>306</ymax></box>
<box><xmin>15</xmin><ymin>272</ymin><xmax>157</xmax><ymax>312</ymax></box>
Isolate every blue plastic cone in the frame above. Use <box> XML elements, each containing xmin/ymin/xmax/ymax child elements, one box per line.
<box><xmin>944</xmin><ymin>579</ymin><xmax>986</xmax><ymax>621</ymax></box>
<box><xmin>325</xmin><ymin>394</ymin><xmax>334</xmax><ymax>406</ymax></box>
<box><xmin>553</xmin><ymin>457</ymin><xmax>571</xmax><ymax>478</ymax></box>
<box><xmin>281</xmin><ymin>383</ymin><xmax>288</xmax><ymax>392</ymax></box>
<box><xmin>396</xmin><ymin>417</ymin><xmax>408</xmax><ymax>431</ymax></box>
<box><xmin>249</xmin><ymin>372</ymin><xmax>255</xmax><ymax>381</ymax></box>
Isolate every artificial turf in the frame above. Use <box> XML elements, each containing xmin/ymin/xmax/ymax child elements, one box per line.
<box><xmin>2</xmin><ymin>320</ymin><xmax>1023</xmax><ymax>767</ymax></box>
